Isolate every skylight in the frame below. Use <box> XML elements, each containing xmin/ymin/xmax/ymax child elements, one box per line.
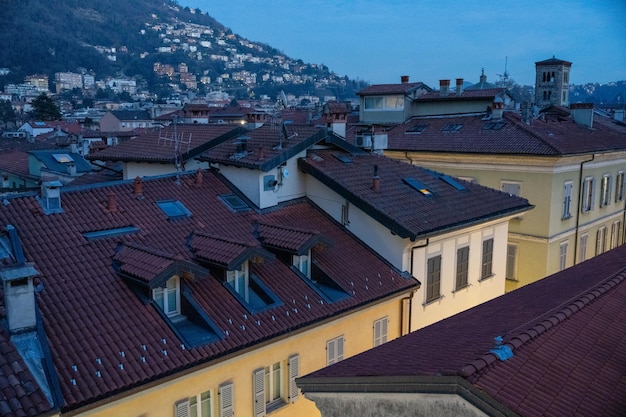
<box><xmin>442</xmin><ymin>123</ymin><xmax>463</xmax><ymax>132</ymax></box>
<box><xmin>403</xmin><ymin>178</ymin><xmax>433</xmax><ymax>196</ymax></box>
<box><xmin>157</xmin><ymin>200</ymin><xmax>192</xmax><ymax>219</ymax></box>
<box><xmin>439</xmin><ymin>175</ymin><xmax>466</xmax><ymax>191</ymax></box>
<box><xmin>52</xmin><ymin>153</ymin><xmax>74</xmax><ymax>163</ymax></box>
<box><xmin>83</xmin><ymin>226</ymin><xmax>140</xmax><ymax>240</ymax></box>
<box><xmin>483</xmin><ymin>121</ymin><xmax>506</xmax><ymax>130</ymax></box>
<box><xmin>333</xmin><ymin>154</ymin><xmax>352</xmax><ymax>163</ymax></box>
<box><xmin>406</xmin><ymin>124</ymin><xmax>428</xmax><ymax>134</ymax></box>
<box><xmin>220</xmin><ymin>194</ymin><xmax>249</xmax><ymax>211</ymax></box>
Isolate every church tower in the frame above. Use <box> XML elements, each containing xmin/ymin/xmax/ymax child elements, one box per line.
<box><xmin>534</xmin><ymin>56</ymin><xmax>572</xmax><ymax>107</ymax></box>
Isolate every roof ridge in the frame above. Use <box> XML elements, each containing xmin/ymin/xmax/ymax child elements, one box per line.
<box><xmin>458</xmin><ymin>269</ymin><xmax>626</xmax><ymax>378</ymax></box>
<box><xmin>257</xmin><ymin>221</ymin><xmax>319</xmax><ymax>235</ymax></box>
<box><xmin>505</xmin><ymin>112</ymin><xmax>562</xmax><ymax>155</ymax></box>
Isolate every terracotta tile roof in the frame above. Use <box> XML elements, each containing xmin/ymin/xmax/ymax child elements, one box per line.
<box><xmin>256</xmin><ymin>222</ymin><xmax>328</xmax><ymax>254</ymax></box>
<box><xmin>301</xmin><ymin>245</ymin><xmax>626</xmax><ymax>417</ymax></box>
<box><xmin>87</xmin><ymin>124</ymin><xmax>245</xmax><ymax>163</ymax></box>
<box><xmin>382</xmin><ymin>111</ymin><xmax>626</xmax><ymax>155</ymax></box>
<box><xmin>199</xmin><ymin>124</ymin><xmax>327</xmax><ymax>172</ymax></box>
<box><xmin>357</xmin><ymin>82</ymin><xmax>431</xmax><ymax>96</ymax></box>
<box><xmin>298</xmin><ymin>150</ymin><xmax>533</xmax><ymax>240</ymax></box>
<box><xmin>0</xmin><ymin>150</ymin><xmax>33</xmax><ymax>179</ymax></box>
<box><xmin>0</xmin><ymin>170</ymin><xmax>417</xmax><ymax>412</ymax></box>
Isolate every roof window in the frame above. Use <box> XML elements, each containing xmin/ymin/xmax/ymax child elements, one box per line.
<box><xmin>442</xmin><ymin>123</ymin><xmax>463</xmax><ymax>132</ymax></box>
<box><xmin>52</xmin><ymin>153</ymin><xmax>74</xmax><ymax>163</ymax></box>
<box><xmin>483</xmin><ymin>121</ymin><xmax>506</xmax><ymax>130</ymax></box>
<box><xmin>220</xmin><ymin>194</ymin><xmax>249</xmax><ymax>211</ymax></box>
<box><xmin>157</xmin><ymin>200</ymin><xmax>191</xmax><ymax>219</ymax></box>
<box><xmin>83</xmin><ymin>226</ymin><xmax>140</xmax><ymax>240</ymax></box>
<box><xmin>403</xmin><ymin>178</ymin><xmax>433</xmax><ymax>196</ymax></box>
<box><xmin>406</xmin><ymin>124</ymin><xmax>428</xmax><ymax>134</ymax></box>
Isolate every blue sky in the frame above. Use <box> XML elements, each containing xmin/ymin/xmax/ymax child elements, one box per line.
<box><xmin>178</xmin><ymin>1</ymin><xmax>625</xmax><ymax>87</ymax></box>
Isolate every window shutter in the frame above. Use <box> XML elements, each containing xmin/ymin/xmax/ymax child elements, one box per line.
<box><xmin>381</xmin><ymin>318</ymin><xmax>388</xmax><ymax>344</ymax></box>
<box><xmin>288</xmin><ymin>354</ymin><xmax>300</xmax><ymax>402</ymax></box>
<box><xmin>253</xmin><ymin>368</ymin><xmax>266</xmax><ymax>417</ymax></box>
<box><xmin>374</xmin><ymin>320</ymin><xmax>381</xmax><ymax>346</ymax></box>
<box><xmin>175</xmin><ymin>399</ymin><xmax>190</xmax><ymax>417</ymax></box>
<box><xmin>219</xmin><ymin>383</ymin><xmax>234</xmax><ymax>417</ymax></box>
<box><xmin>337</xmin><ymin>337</ymin><xmax>344</xmax><ymax>361</ymax></box>
<box><xmin>327</xmin><ymin>339</ymin><xmax>335</xmax><ymax>364</ymax></box>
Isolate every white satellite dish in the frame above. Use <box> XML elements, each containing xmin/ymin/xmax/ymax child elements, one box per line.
<box><xmin>283</xmin><ymin>169</ymin><xmax>289</xmax><ymax>178</ymax></box>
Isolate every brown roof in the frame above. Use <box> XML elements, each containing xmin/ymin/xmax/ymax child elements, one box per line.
<box><xmin>0</xmin><ymin>170</ymin><xmax>417</xmax><ymax>413</ymax></box>
<box><xmin>298</xmin><ymin>149</ymin><xmax>533</xmax><ymax>240</ymax></box>
<box><xmin>300</xmin><ymin>245</ymin><xmax>626</xmax><ymax>417</ymax></box>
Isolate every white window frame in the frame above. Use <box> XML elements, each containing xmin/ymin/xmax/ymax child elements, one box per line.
<box><xmin>152</xmin><ymin>276</ymin><xmax>180</xmax><ymax>318</ymax></box>
<box><xmin>327</xmin><ymin>336</ymin><xmax>344</xmax><ymax>365</ymax></box>
<box><xmin>292</xmin><ymin>252</ymin><xmax>310</xmax><ymax>278</ymax></box>
<box><xmin>425</xmin><ymin>254</ymin><xmax>442</xmax><ymax>302</ymax></box>
<box><xmin>616</xmin><ymin>171</ymin><xmax>625</xmax><ymax>202</ymax></box>
<box><xmin>579</xmin><ymin>234</ymin><xmax>588</xmax><ymax>263</ymax></box>
<box><xmin>600</xmin><ymin>174</ymin><xmax>612</xmax><ymax>207</ymax></box>
<box><xmin>363</xmin><ymin>95</ymin><xmax>404</xmax><ymax>111</ymax></box>
<box><xmin>562</xmin><ymin>181</ymin><xmax>573</xmax><ymax>219</ymax></box>
<box><xmin>455</xmin><ymin>246</ymin><xmax>470</xmax><ymax>289</ymax></box>
<box><xmin>581</xmin><ymin>176</ymin><xmax>595</xmax><ymax>212</ymax></box>
<box><xmin>373</xmin><ymin>317</ymin><xmax>388</xmax><ymax>347</ymax></box>
<box><xmin>481</xmin><ymin>238</ymin><xmax>494</xmax><ymax>279</ymax></box>
<box><xmin>596</xmin><ymin>227</ymin><xmax>607</xmax><ymax>255</ymax></box>
<box><xmin>559</xmin><ymin>241</ymin><xmax>568</xmax><ymax>271</ymax></box>
<box><xmin>227</xmin><ymin>261</ymin><xmax>249</xmax><ymax>301</ymax></box>
<box><xmin>500</xmin><ymin>180</ymin><xmax>522</xmax><ymax>196</ymax></box>
<box><xmin>506</xmin><ymin>244</ymin><xmax>518</xmax><ymax>281</ymax></box>
<box><xmin>190</xmin><ymin>390</ymin><xmax>213</xmax><ymax>417</ymax></box>
<box><xmin>610</xmin><ymin>220</ymin><xmax>622</xmax><ymax>249</ymax></box>
<box><xmin>265</xmin><ymin>362</ymin><xmax>282</xmax><ymax>407</ymax></box>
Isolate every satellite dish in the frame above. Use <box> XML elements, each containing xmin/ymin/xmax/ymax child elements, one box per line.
<box><xmin>283</xmin><ymin>169</ymin><xmax>289</xmax><ymax>178</ymax></box>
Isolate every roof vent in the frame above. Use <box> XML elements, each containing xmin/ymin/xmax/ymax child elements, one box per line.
<box><xmin>40</xmin><ymin>180</ymin><xmax>63</xmax><ymax>214</ymax></box>
<box><xmin>489</xmin><ymin>336</ymin><xmax>513</xmax><ymax>361</ymax></box>
<box><xmin>372</xmin><ymin>165</ymin><xmax>380</xmax><ymax>192</ymax></box>
<box><xmin>195</xmin><ymin>169</ymin><xmax>203</xmax><ymax>187</ymax></box>
<box><xmin>439</xmin><ymin>79</ymin><xmax>450</xmax><ymax>96</ymax></box>
<box><xmin>107</xmin><ymin>192</ymin><xmax>118</xmax><ymax>213</ymax></box>
<box><xmin>133</xmin><ymin>176</ymin><xmax>143</xmax><ymax>197</ymax></box>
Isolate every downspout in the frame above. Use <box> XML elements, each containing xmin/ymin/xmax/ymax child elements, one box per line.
<box><xmin>404</xmin><ymin>151</ymin><xmax>415</xmax><ymax>166</ymax></box>
<box><xmin>401</xmin><ymin>238</ymin><xmax>429</xmax><ymax>334</ymax></box>
<box><xmin>574</xmin><ymin>154</ymin><xmax>595</xmax><ymax>264</ymax></box>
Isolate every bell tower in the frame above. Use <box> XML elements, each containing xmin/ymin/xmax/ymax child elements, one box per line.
<box><xmin>534</xmin><ymin>55</ymin><xmax>572</xmax><ymax>107</ymax></box>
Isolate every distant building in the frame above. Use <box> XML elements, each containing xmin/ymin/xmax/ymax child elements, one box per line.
<box><xmin>535</xmin><ymin>55</ymin><xmax>572</xmax><ymax>107</ymax></box>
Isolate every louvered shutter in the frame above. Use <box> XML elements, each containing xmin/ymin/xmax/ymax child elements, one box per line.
<box><xmin>337</xmin><ymin>337</ymin><xmax>344</xmax><ymax>361</ymax></box>
<box><xmin>175</xmin><ymin>399</ymin><xmax>190</xmax><ymax>417</ymax></box>
<box><xmin>288</xmin><ymin>354</ymin><xmax>300</xmax><ymax>402</ymax></box>
<box><xmin>327</xmin><ymin>339</ymin><xmax>335</xmax><ymax>365</ymax></box>
<box><xmin>381</xmin><ymin>318</ymin><xmax>388</xmax><ymax>344</ymax></box>
<box><xmin>219</xmin><ymin>383</ymin><xmax>234</xmax><ymax>417</ymax></box>
<box><xmin>253</xmin><ymin>368</ymin><xmax>266</xmax><ymax>417</ymax></box>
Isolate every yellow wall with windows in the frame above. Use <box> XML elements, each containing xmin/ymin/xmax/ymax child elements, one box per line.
<box><xmin>71</xmin><ymin>295</ymin><xmax>409</xmax><ymax>417</ymax></box>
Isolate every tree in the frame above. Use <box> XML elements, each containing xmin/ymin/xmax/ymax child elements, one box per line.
<box><xmin>0</xmin><ymin>100</ymin><xmax>16</xmax><ymax>125</ymax></box>
<box><xmin>31</xmin><ymin>93</ymin><xmax>61</xmax><ymax>120</ymax></box>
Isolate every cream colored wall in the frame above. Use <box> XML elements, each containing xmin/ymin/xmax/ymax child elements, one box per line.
<box><xmin>123</xmin><ymin>160</ymin><xmax>209</xmax><ymax>181</ymax></box>
<box><xmin>408</xmin><ymin>99</ymin><xmax>493</xmax><ymax>117</ymax></box>
<box><xmin>73</xmin><ymin>296</ymin><xmax>408</xmax><ymax>417</ymax></box>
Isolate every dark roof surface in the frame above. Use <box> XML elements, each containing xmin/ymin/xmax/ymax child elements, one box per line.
<box><xmin>109</xmin><ymin>110</ymin><xmax>152</xmax><ymax>121</ymax></box>
<box><xmin>302</xmin><ymin>245</ymin><xmax>626</xmax><ymax>417</ymax></box>
<box><xmin>383</xmin><ymin>111</ymin><xmax>626</xmax><ymax>155</ymax></box>
<box><xmin>357</xmin><ymin>82</ymin><xmax>431</xmax><ymax>96</ymax></box>
<box><xmin>0</xmin><ymin>170</ymin><xmax>417</xmax><ymax>413</ymax></box>
<box><xmin>299</xmin><ymin>149</ymin><xmax>532</xmax><ymax>240</ymax></box>
<box><xmin>87</xmin><ymin>124</ymin><xmax>244</xmax><ymax>163</ymax></box>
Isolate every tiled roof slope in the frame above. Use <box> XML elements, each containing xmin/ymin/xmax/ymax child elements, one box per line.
<box><xmin>87</xmin><ymin>124</ymin><xmax>244</xmax><ymax>163</ymax></box>
<box><xmin>298</xmin><ymin>150</ymin><xmax>533</xmax><ymax>240</ymax></box>
<box><xmin>200</xmin><ymin>124</ymin><xmax>327</xmax><ymax>172</ymax></box>
<box><xmin>302</xmin><ymin>245</ymin><xmax>626</xmax><ymax>416</ymax></box>
<box><xmin>0</xmin><ymin>170</ymin><xmax>416</xmax><ymax>413</ymax></box>
<box><xmin>384</xmin><ymin>111</ymin><xmax>626</xmax><ymax>155</ymax></box>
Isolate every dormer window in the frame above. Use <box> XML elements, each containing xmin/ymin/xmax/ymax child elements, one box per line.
<box><xmin>226</xmin><ymin>261</ymin><xmax>249</xmax><ymax>301</ymax></box>
<box><xmin>292</xmin><ymin>252</ymin><xmax>310</xmax><ymax>278</ymax></box>
<box><xmin>152</xmin><ymin>276</ymin><xmax>180</xmax><ymax>318</ymax></box>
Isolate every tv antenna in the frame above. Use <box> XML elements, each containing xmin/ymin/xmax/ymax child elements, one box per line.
<box><xmin>497</xmin><ymin>56</ymin><xmax>510</xmax><ymax>86</ymax></box>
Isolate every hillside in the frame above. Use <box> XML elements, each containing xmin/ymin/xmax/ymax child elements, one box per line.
<box><xmin>0</xmin><ymin>0</ymin><xmax>365</xmax><ymax>100</ymax></box>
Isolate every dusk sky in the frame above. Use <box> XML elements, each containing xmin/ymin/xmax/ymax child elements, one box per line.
<box><xmin>178</xmin><ymin>1</ymin><xmax>626</xmax><ymax>87</ymax></box>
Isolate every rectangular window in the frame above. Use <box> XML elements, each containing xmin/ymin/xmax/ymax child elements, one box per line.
<box><xmin>581</xmin><ymin>177</ymin><xmax>595</xmax><ymax>212</ymax></box>
<box><xmin>610</xmin><ymin>221</ymin><xmax>622</xmax><ymax>249</ymax></box>
<box><xmin>227</xmin><ymin>262</ymin><xmax>249</xmax><ymax>302</ymax></box>
<box><xmin>579</xmin><ymin>234</ymin><xmax>588</xmax><ymax>263</ymax></box>
<box><xmin>426</xmin><ymin>255</ymin><xmax>442</xmax><ymax>302</ymax></box>
<box><xmin>189</xmin><ymin>391</ymin><xmax>212</xmax><ymax>417</ymax></box>
<box><xmin>327</xmin><ymin>336</ymin><xmax>344</xmax><ymax>365</ymax></box>
<box><xmin>152</xmin><ymin>276</ymin><xmax>180</xmax><ymax>317</ymax></box>
<box><xmin>373</xmin><ymin>317</ymin><xmax>388</xmax><ymax>347</ymax></box>
<box><xmin>501</xmin><ymin>181</ymin><xmax>521</xmax><ymax>196</ymax></box>
<box><xmin>455</xmin><ymin>247</ymin><xmax>469</xmax><ymax>289</ymax></box>
<box><xmin>481</xmin><ymin>238</ymin><xmax>494</xmax><ymax>279</ymax></box>
<box><xmin>600</xmin><ymin>174</ymin><xmax>612</xmax><ymax>207</ymax></box>
<box><xmin>562</xmin><ymin>181</ymin><xmax>573</xmax><ymax>219</ymax></box>
<box><xmin>616</xmin><ymin>171</ymin><xmax>625</xmax><ymax>202</ymax></box>
<box><xmin>364</xmin><ymin>95</ymin><xmax>403</xmax><ymax>110</ymax></box>
<box><xmin>292</xmin><ymin>253</ymin><xmax>310</xmax><ymax>278</ymax></box>
<box><xmin>559</xmin><ymin>242</ymin><xmax>568</xmax><ymax>271</ymax></box>
<box><xmin>596</xmin><ymin>227</ymin><xmax>607</xmax><ymax>255</ymax></box>
<box><xmin>506</xmin><ymin>244</ymin><xmax>518</xmax><ymax>280</ymax></box>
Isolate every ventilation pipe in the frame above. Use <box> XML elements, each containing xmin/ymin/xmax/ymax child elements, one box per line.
<box><xmin>456</xmin><ymin>78</ymin><xmax>464</xmax><ymax>95</ymax></box>
<box><xmin>401</xmin><ymin>75</ymin><xmax>410</xmax><ymax>83</ymax></box>
<box><xmin>439</xmin><ymin>80</ymin><xmax>450</xmax><ymax>96</ymax></box>
<box><xmin>372</xmin><ymin>165</ymin><xmax>380</xmax><ymax>192</ymax></box>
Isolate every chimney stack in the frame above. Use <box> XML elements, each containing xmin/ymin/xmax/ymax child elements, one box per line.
<box><xmin>133</xmin><ymin>176</ymin><xmax>143</xmax><ymax>196</ymax></box>
<box><xmin>372</xmin><ymin>165</ymin><xmax>380</xmax><ymax>192</ymax></box>
<box><xmin>456</xmin><ymin>78</ymin><xmax>464</xmax><ymax>95</ymax></box>
<box><xmin>195</xmin><ymin>168</ymin><xmax>203</xmax><ymax>186</ymax></box>
<box><xmin>401</xmin><ymin>75</ymin><xmax>409</xmax><ymax>84</ymax></box>
<box><xmin>107</xmin><ymin>192</ymin><xmax>118</xmax><ymax>212</ymax></box>
<box><xmin>439</xmin><ymin>80</ymin><xmax>450</xmax><ymax>96</ymax></box>
<box><xmin>570</xmin><ymin>103</ymin><xmax>594</xmax><ymax>128</ymax></box>
<box><xmin>492</xmin><ymin>101</ymin><xmax>504</xmax><ymax>120</ymax></box>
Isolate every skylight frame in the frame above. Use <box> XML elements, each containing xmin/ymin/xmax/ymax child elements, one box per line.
<box><xmin>442</xmin><ymin>123</ymin><xmax>463</xmax><ymax>132</ymax></box>
<box><xmin>405</xmin><ymin>124</ymin><xmax>428</xmax><ymax>134</ymax></box>
<box><xmin>403</xmin><ymin>177</ymin><xmax>433</xmax><ymax>196</ymax></box>
<box><xmin>220</xmin><ymin>194</ymin><xmax>249</xmax><ymax>212</ymax></box>
<box><xmin>83</xmin><ymin>226</ymin><xmax>141</xmax><ymax>240</ymax></box>
<box><xmin>156</xmin><ymin>200</ymin><xmax>192</xmax><ymax>219</ymax></box>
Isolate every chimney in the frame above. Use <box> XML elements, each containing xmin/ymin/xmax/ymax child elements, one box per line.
<box><xmin>372</xmin><ymin>165</ymin><xmax>380</xmax><ymax>192</ymax></box>
<box><xmin>66</xmin><ymin>162</ymin><xmax>77</xmax><ymax>176</ymax></box>
<box><xmin>1</xmin><ymin>225</ymin><xmax>40</xmax><ymax>333</ymax></box>
<box><xmin>492</xmin><ymin>101</ymin><xmax>504</xmax><ymax>120</ymax></box>
<box><xmin>401</xmin><ymin>75</ymin><xmax>409</xmax><ymax>84</ymax></box>
<box><xmin>439</xmin><ymin>80</ymin><xmax>450</xmax><ymax>96</ymax></box>
<box><xmin>570</xmin><ymin>103</ymin><xmax>594</xmax><ymax>128</ymax></box>
<box><xmin>133</xmin><ymin>176</ymin><xmax>143</xmax><ymax>196</ymax></box>
<box><xmin>456</xmin><ymin>78</ymin><xmax>464</xmax><ymax>95</ymax></box>
<box><xmin>195</xmin><ymin>168</ymin><xmax>203</xmax><ymax>186</ymax></box>
<box><xmin>40</xmin><ymin>180</ymin><xmax>62</xmax><ymax>213</ymax></box>
<box><xmin>258</xmin><ymin>146</ymin><xmax>265</xmax><ymax>160</ymax></box>
<box><xmin>107</xmin><ymin>192</ymin><xmax>118</xmax><ymax>213</ymax></box>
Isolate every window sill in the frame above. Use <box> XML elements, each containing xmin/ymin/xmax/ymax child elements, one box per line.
<box><xmin>479</xmin><ymin>274</ymin><xmax>495</xmax><ymax>282</ymax></box>
<box><xmin>562</xmin><ymin>214</ymin><xmax>571</xmax><ymax>220</ymax></box>
<box><xmin>422</xmin><ymin>295</ymin><xmax>444</xmax><ymax>307</ymax></box>
<box><xmin>505</xmin><ymin>277</ymin><xmax>519</xmax><ymax>282</ymax></box>
<box><xmin>452</xmin><ymin>283</ymin><xmax>471</xmax><ymax>293</ymax></box>
<box><xmin>267</xmin><ymin>399</ymin><xmax>287</xmax><ymax>414</ymax></box>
